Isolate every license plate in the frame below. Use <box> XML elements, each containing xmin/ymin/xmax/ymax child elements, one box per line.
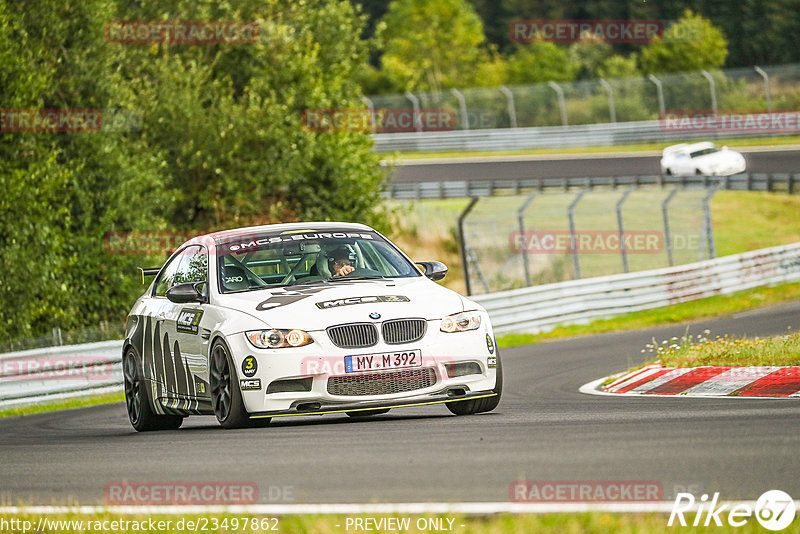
<box><xmin>345</xmin><ymin>350</ymin><xmax>422</xmax><ymax>373</ymax></box>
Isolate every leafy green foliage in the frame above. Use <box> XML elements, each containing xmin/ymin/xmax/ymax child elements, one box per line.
<box><xmin>377</xmin><ymin>0</ymin><xmax>487</xmax><ymax>92</ymax></box>
<box><xmin>640</xmin><ymin>10</ymin><xmax>728</xmax><ymax>75</ymax></box>
<box><xmin>506</xmin><ymin>42</ymin><xmax>576</xmax><ymax>85</ymax></box>
<box><xmin>0</xmin><ymin>0</ymin><xmax>388</xmax><ymax>344</ymax></box>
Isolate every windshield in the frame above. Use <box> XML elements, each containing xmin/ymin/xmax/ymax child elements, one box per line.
<box><xmin>216</xmin><ymin>229</ymin><xmax>420</xmax><ymax>292</ymax></box>
<box><xmin>690</xmin><ymin>147</ymin><xmax>721</xmax><ymax>158</ymax></box>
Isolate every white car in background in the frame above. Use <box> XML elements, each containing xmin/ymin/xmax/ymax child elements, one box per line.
<box><xmin>660</xmin><ymin>142</ymin><xmax>746</xmax><ymax>176</ymax></box>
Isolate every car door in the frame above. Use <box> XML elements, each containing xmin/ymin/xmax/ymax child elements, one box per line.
<box><xmin>151</xmin><ymin>245</ymin><xmax>211</xmax><ymax>408</ymax></box>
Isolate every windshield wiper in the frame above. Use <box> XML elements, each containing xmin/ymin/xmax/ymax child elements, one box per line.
<box><xmin>326</xmin><ymin>275</ymin><xmax>387</xmax><ymax>282</ymax></box>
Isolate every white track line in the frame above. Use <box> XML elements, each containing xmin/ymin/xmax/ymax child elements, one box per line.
<box><xmin>0</xmin><ymin>501</ymin><xmax>772</xmax><ymax>515</ymax></box>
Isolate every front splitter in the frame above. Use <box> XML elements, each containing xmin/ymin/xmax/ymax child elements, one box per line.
<box><xmin>248</xmin><ymin>390</ymin><xmax>497</xmax><ymax>419</ymax></box>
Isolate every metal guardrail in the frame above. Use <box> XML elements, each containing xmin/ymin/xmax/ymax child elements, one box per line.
<box><xmin>0</xmin><ymin>340</ymin><xmax>123</xmax><ymax>409</ymax></box>
<box><xmin>473</xmin><ymin>242</ymin><xmax>800</xmax><ymax>335</ymax></box>
<box><xmin>2</xmin><ymin>243</ymin><xmax>799</xmax><ymax>407</ymax></box>
<box><xmin>372</xmin><ymin>118</ymin><xmax>798</xmax><ymax>153</ymax></box>
<box><xmin>383</xmin><ymin>173</ymin><xmax>800</xmax><ymax>199</ymax></box>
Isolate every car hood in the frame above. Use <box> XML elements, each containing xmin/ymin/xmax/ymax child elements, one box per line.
<box><xmin>214</xmin><ymin>277</ymin><xmax>468</xmax><ymax>331</ymax></box>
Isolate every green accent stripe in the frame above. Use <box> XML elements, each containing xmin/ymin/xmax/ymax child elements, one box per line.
<box><xmin>249</xmin><ymin>393</ymin><xmax>497</xmax><ymax>419</ymax></box>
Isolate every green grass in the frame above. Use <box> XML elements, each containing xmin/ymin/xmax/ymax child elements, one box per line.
<box><xmin>384</xmin><ymin>135</ymin><xmax>800</xmax><ymax>160</ymax></box>
<box><xmin>0</xmin><ymin>512</ymin><xmax>795</xmax><ymax>533</ymax></box>
<box><xmin>497</xmin><ymin>280</ymin><xmax>800</xmax><ymax>349</ymax></box>
<box><xmin>642</xmin><ymin>330</ymin><xmax>800</xmax><ymax>368</ymax></box>
<box><xmin>0</xmin><ymin>391</ymin><xmax>124</xmax><ymax>418</ymax></box>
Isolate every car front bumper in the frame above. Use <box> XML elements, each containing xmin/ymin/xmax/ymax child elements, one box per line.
<box><xmin>226</xmin><ymin>320</ymin><xmax>499</xmax><ymax>415</ymax></box>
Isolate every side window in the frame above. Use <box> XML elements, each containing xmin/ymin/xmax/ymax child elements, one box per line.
<box><xmin>154</xmin><ymin>246</ymin><xmax>207</xmax><ymax>297</ymax></box>
<box><xmin>175</xmin><ymin>247</ymin><xmax>208</xmax><ymax>285</ymax></box>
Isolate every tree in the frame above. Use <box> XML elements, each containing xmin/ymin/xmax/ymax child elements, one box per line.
<box><xmin>377</xmin><ymin>0</ymin><xmax>487</xmax><ymax>92</ymax></box>
<box><xmin>0</xmin><ymin>0</ymin><xmax>168</xmax><ymax>343</ymax></box>
<box><xmin>597</xmin><ymin>54</ymin><xmax>640</xmax><ymax>79</ymax></box>
<box><xmin>506</xmin><ymin>42</ymin><xmax>576</xmax><ymax>85</ymax></box>
<box><xmin>640</xmin><ymin>10</ymin><xmax>728</xmax><ymax>74</ymax></box>
<box><xmin>0</xmin><ymin>0</ymin><xmax>389</xmax><ymax>344</ymax></box>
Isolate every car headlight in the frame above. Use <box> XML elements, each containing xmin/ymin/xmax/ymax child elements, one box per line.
<box><xmin>246</xmin><ymin>329</ymin><xmax>314</xmax><ymax>349</ymax></box>
<box><xmin>440</xmin><ymin>311</ymin><xmax>482</xmax><ymax>333</ymax></box>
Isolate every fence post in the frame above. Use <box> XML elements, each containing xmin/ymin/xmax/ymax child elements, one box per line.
<box><xmin>499</xmin><ymin>86</ymin><xmax>517</xmax><ymax>128</ymax></box>
<box><xmin>567</xmin><ymin>190</ymin><xmax>586</xmax><ymax>279</ymax></box>
<box><xmin>616</xmin><ymin>188</ymin><xmax>634</xmax><ymax>273</ymax></box>
<box><xmin>662</xmin><ymin>188</ymin><xmax>679</xmax><ymax>266</ymax></box>
<box><xmin>600</xmin><ymin>79</ymin><xmax>616</xmax><ymax>123</ymax></box>
<box><xmin>701</xmin><ymin>70</ymin><xmax>718</xmax><ymax>115</ymax></box>
<box><xmin>754</xmin><ymin>66</ymin><xmax>772</xmax><ymax>112</ymax></box>
<box><xmin>648</xmin><ymin>74</ymin><xmax>665</xmax><ymax>118</ymax></box>
<box><xmin>701</xmin><ymin>186</ymin><xmax>719</xmax><ymax>260</ymax></box>
<box><xmin>404</xmin><ymin>91</ymin><xmax>422</xmax><ymax>133</ymax></box>
<box><xmin>458</xmin><ymin>197</ymin><xmax>479</xmax><ymax>296</ymax></box>
<box><xmin>450</xmin><ymin>88</ymin><xmax>470</xmax><ymax>130</ymax></box>
<box><xmin>361</xmin><ymin>96</ymin><xmax>376</xmax><ymax>131</ymax></box>
<box><xmin>517</xmin><ymin>192</ymin><xmax>540</xmax><ymax>286</ymax></box>
<box><xmin>52</xmin><ymin>327</ymin><xmax>63</xmax><ymax>346</ymax></box>
<box><xmin>548</xmin><ymin>81</ymin><xmax>568</xmax><ymax>126</ymax></box>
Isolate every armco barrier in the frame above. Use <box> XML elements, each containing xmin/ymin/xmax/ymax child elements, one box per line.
<box><xmin>2</xmin><ymin>243</ymin><xmax>799</xmax><ymax>408</ymax></box>
<box><xmin>382</xmin><ymin>173</ymin><xmax>799</xmax><ymax>200</ymax></box>
<box><xmin>473</xmin><ymin>242</ymin><xmax>800</xmax><ymax>334</ymax></box>
<box><xmin>0</xmin><ymin>340</ymin><xmax>123</xmax><ymax>409</ymax></box>
<box><xmin>372</xmin><ymin>118</ymin><xmax>793</xmax><ymax>153</ymax></box>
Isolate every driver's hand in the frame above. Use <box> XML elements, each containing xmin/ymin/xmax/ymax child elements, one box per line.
<box><xmin>336</xmin><ymin>265</ymin><xmax>355</xmax><ymax>276</ymax></box>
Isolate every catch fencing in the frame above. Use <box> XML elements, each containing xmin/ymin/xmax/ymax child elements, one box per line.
<box><xmin>367</xmin><ymin>63</ymin><xmax>800</xmax><ymax>152</ymax></box>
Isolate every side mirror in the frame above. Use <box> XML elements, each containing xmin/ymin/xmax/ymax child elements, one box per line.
<box><xmin>166</xmin><ymin>282</ymin><xmax>207</xmax><ymax>304</ymax></box>
<box><xmin>416</xmin><ymin>261</ymin><xmax>448</xmax><ymax>281</ymax></box>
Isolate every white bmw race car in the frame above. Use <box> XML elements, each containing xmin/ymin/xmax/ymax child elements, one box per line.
<box><xmin>123</xmin><ymin>222</ymin><xmax>502</xmax><ymax>431</ymax></box>
<box><xmin>660</xmin><ymin>142</ymin><xmax>746</xmax><ymax>176</ymax></box>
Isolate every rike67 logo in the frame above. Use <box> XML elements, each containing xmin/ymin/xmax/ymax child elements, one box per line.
<box><xmin>669</xmin><ymin>490</ymin><xmax>796</xmax><ymax>530</ymax></box>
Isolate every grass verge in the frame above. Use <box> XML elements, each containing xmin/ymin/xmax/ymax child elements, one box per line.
<box><xmin>385</xmin><ymin>135</ymin><xmax>800</xmax><ymax>160</ymax></box>
<box><xmin>496</xmin><ymin>280</ymin><xmax>800</xmax><ymax>349</ymax></box>
<box><xmin>0</xmin><ymin>391</ymin><xmax>124</xmax><ymax>418</ymax></box>
<box><xmin>0</xmin><ymin>511</ymin><xmax>793</xmax><ymax>533</ymax></box>
<box><xmin>641</xmin><ymin>330</ymin><xmax>800</xmax><ymax>368</ymax></box>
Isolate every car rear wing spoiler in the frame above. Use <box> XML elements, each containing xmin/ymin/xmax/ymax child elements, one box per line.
<box><xmin>137</xmin><ymin>267</ymin><xmax>160</xmax><ymax>284</ymax></box>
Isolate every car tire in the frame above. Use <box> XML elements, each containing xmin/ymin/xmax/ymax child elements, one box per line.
<box><xmin>446</xmin><ymin>346</ymin><xmax>503</xmax><ymax>416</ymax></box>
<box><xmin>210</xmin><ymin>339</ymin><xmax>269</xmax><ymax>429</ymax></box>
<box><xmin>346</xmin><ymin>409</ymin><xmax>390</xmax><ymax>418</ymax></box>
<box><xmin>123</xmin><ymin>347</ymin><xmax>183</xmax><ymax>432</ymax></box>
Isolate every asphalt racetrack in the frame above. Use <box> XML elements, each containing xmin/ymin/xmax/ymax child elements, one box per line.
<box><xmin>388</xmin><ymin>147</ymin><xmax>800</xmax><ymax>183</ymax></box>
<box><xmin>2</xmin><ymin>301</ymin><xmax>799</xmax><ymax>505</ymax></box>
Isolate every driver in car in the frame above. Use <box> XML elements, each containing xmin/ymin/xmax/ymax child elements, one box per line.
<box><xmin>328</xmin><ymin>247</ymin><xmax>356</xmax><ymax>277</ymax></box>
